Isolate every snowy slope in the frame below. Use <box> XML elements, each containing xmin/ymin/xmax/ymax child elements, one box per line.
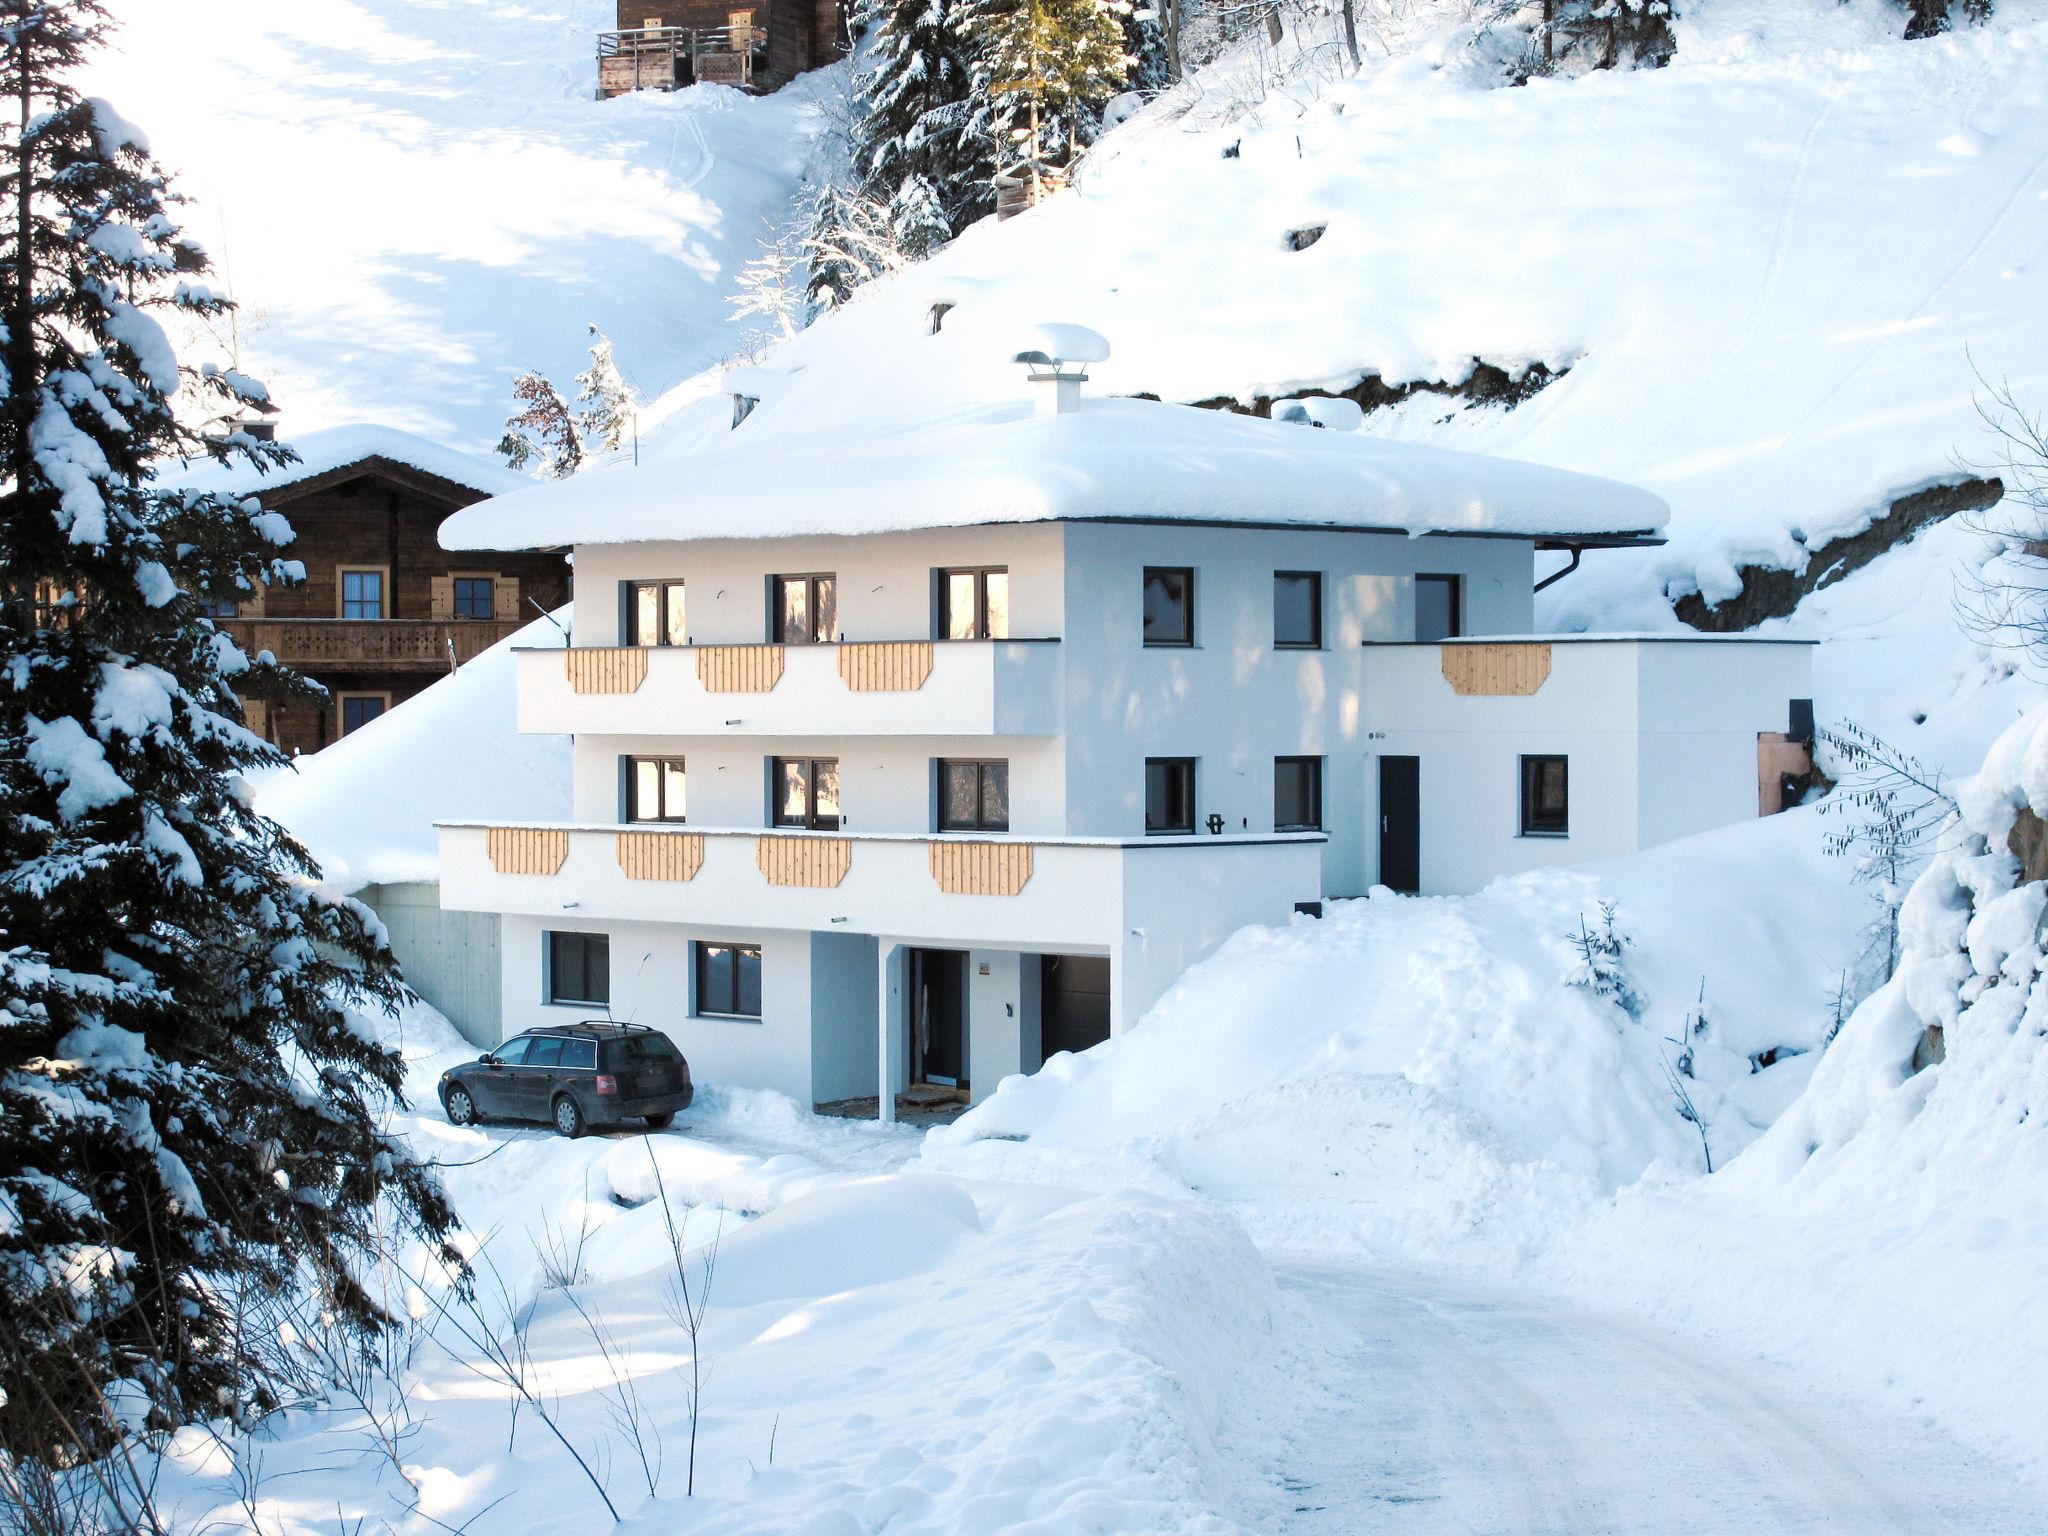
<box><xmin>519</xmin><ymin>0</ymin><xmax>2048</xmax><ymax>632</ymax></box>
<box><xmin>91</xmin><ymin>0</ymin><xmax>835</xmax><ymax>450</ymax></box>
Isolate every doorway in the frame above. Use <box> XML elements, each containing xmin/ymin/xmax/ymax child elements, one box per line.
<box><xmin>909</xmin><ymin>948</ymin><xmax>968</xmax><ymax>1089</ymax></box>
<box><xmin>1040</xmin><ymin>954</ymin><xmax>1111</xmax><ymax>1060</ymax></box>
<box><xmin>1378</xmin><ymin>756</ymin><xmax>1420</xmax><ymax>894</ymax></box>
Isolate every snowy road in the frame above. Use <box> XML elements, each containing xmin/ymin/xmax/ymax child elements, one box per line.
<box><xmin>1222</xmin><ymin>1264</ymin><xmax>2042</xmax><ymax>1536</ymax></box>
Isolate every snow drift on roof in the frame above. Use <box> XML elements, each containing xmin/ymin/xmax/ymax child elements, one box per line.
<box><xmin>253</xmin><ymin>613</ymin><xmax>570</xmax><ymax>893</ymax></box>
<box><xmin>172</xmin><ymin>424</ymin><xmax>532</xmax><ymax>501</ymax></box>
<box><xmin>439</xmin><ymin>395</ymin><xmax>1668</xmax><ymax>552</ymax></box>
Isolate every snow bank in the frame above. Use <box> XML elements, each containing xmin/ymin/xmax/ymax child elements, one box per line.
<box><xmin>253</xmin><ymin>612</ymin><xmax>570</xmax><ymax>890</ymax></box>
<box><xmin>441</xmin><ymin>392</ymin><xmax>1669</xmax><ymax>550</ymax></box>
<box><xmin>171</xmin><ymin>423</ymin><xmax>530</xmax><ymax>499</ymax></box>
<box><xmin>1554</xmin><ymin>700</ymin><xmax>2048</xmax><ymax>1466</ymax></box>
<box><xmin>928</xmin><ymin>807</ymin><xmax>1866</xmax><ymax>1263</ymax></box>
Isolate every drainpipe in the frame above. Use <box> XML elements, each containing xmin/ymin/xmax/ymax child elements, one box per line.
<box><xmin>1534</xmin><ymin>546</ymin><xmax>1583</xmax><ymax>593</ymax></box>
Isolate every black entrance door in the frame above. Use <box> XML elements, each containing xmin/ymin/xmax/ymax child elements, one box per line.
<box><xmin>1378</xmin><ymin>756</ymin><xmax>1421</xmax><ymax>894</ymax></box>
<box><xmin>911</xmin><ymin>949</ymin><xmax>967</xmax><ymax>1087</ymax></box>
<box><xmin>1040</xmin><ymin>954</ymin><xmax>1112</xmax><ymax>1060</ymax></box>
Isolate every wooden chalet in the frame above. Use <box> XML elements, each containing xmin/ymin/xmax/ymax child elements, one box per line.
<box><xmin>598</xmin><ymin>0</ymin><xmax>844</xmax><ymax>97</ymax></box>
<box><xmin>204</xmin><ymin>431</ymin><xmax>568</xmax><ymax>756</ymax></box>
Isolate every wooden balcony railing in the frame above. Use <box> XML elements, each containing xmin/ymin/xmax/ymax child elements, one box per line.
<box><xmin>596</xmin><ymin>24</ymin><xmax>763</xmax><ymax>95</ymax></box>
<box><xmin>220</xmin><ymin>618</ymin><xmax>521</xmax><ymax>671</ymax></box>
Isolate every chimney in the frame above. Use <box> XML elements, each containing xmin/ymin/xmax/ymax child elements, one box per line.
<box><xmin>1011</xmin><ymin>324</ymin><xmax>1110</xmax><ymax>417</ymax></box>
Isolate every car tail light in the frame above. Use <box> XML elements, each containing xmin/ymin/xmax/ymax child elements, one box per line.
<box><xmin>594</xmin><ymin>1074</ymin><xmax>619</xmax><ymax>1096</ymax></box>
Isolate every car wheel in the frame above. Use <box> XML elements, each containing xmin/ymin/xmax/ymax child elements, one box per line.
<box><xmin>552</xmin><ymin>1095</ymin><xmax>586</xmax><ymax>1140</ymax></box>
<box><xmin>643</xmin><ymin>1111</ymin><xmax>674</xmax><ymax>1130</ymax></box>
<box><xmin>445</xmin><ymin>1086</ymin><xmax>477</xmax><ymax>1127</ymax></box>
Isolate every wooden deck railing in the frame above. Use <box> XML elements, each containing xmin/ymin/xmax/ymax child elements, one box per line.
<box><xmin>596</xmin><ymin>24</ymin><xmax>764</xmax><ymax>94</ymax></box>
<box><xmin>220</xmin><ymin>618</ymin><xmax>520</xmax><ymax>670</ymax></box>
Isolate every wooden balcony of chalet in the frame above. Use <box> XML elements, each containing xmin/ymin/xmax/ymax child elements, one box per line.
<box><xmin>596</xmin><ymin>18</ymin><xmax>765</xmax><ymax>97</ymax></box>
<box><xmin>219</xmin><ymin>618</ymin><xmax>521</xmax><ymax>672</ymax></box>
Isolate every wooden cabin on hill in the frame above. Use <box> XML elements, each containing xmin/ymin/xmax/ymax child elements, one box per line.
<box><xmin>598</xmin><ymin>0</ymin><xmax>844</xmax><ymax>96</ymax></box>
<box><xmin>188</xmin><ymin>427</ymin><xmax>569</xmax><ymax>757</ymax></box>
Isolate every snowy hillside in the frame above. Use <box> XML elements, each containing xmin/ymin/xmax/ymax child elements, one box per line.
<box><xmin>89</xmin><ymin>0</ymin><xmax>834</xmax><ymax>449</ymax></box>
<box><xmin>580</xmin><ymin>0</ymin><xmax>2048</xmax><ymax>631</ymax></box>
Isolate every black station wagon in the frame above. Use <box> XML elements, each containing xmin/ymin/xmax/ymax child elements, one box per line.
<box><xmin>439</xmin><ymin>1023</ymin><xmax>693</xmax><ymax>1138</ymax></box>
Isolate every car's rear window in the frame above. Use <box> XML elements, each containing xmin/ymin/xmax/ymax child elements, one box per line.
<box><xmin>563</xmin><ymin>1039</ymin><xmax>597</xmax><ymax>1069</ymax></box>
<box><xmin>609</xmin><ymin>1034</ymin><xmax>681</xmax><ymax>1064</ymax></box>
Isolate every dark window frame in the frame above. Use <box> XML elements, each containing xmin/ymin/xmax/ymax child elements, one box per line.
<box><xmin>339</xmin><ymin>567</ymin><xmax>385</xmax><ymax>621</ymax></box>
<box><xmin>452</xmin><ymin>575</ymin><xmax>496</xmax><ymax>620</ymax></box>
<box><xmin>627</xmin><ymin>755</ymin><xmax>688</xmax><ymax>823</ymax></box>
<box><xmin>338</xmin><ymin>693</ymin><xmax>388</xmax><ymax>735</ymax></box>
<box><xmin>1142</xmin><ymin>567</ymin><xmax>1195</xmax><ymax>648</ymax></box>
<box><xmin>628</xmin><ymin>579</ymin><xmax>688</xmax><ymax>646</ymax></box>
<box><xmin>1273</xmin><ymin>570</ymin><xmax>1324</xmax><ymax>650</ymax></box>
<box><xmin>770</xmin><ymin>756</ymin><xmax>842</xmax><ymax>830</ymax></box>
<box><xmin>547</xmin><ymin>931</ymin><xmax>611</xmax><ymax>1007</ymax></box>
<box><xmin>1144</xmin><ymin>756</ymin><xmax>1197</xmax><ymax>836</ymax></box>
<box><xmin>771</xmin><ymin>572</ymin><xmax>837</xmax><ymax>645</ymax></box>
<box><xmin>694</xmin><ymin>941</ymin><xmax>764</xmax><ymax>1020</ymax></box>
<box><xmin>1519</xmin><ymin>754</ymin><xmax>1570</xmax><ymax>838</ymax></box>
<box><xmin>1274</xmin><ymin>755</ymin><xmax>1324</xmax><ymax>832</ymax></box>
<box><xmin>936</xmin><ymin>758</ymin><xmax>1011</xmax><ymax>832</ymax></box>
<box><xmin>1415</xmin><ymin>573</ymin><xmax>1463</xmax><ymax>642</ymax></box>
<box><xmin>937</xmin><ymin>566</ymin><xmax>1011</xmax><ymax>641</ymax></box>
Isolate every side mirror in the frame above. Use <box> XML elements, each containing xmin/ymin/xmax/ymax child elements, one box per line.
<box><xmin>479</xmin><ymin>1053</ymin><xmax>499</xmax><ymax>1067</ymax></box>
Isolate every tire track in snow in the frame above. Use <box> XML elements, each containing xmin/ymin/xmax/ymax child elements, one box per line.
<box><xmin>1218</xmin><ymin>1263</ymin><xmax>2040</xmax><ymax>1535</ymax></box>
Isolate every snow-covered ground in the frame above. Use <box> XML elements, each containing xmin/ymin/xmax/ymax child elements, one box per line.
<box><xmin>89</xmin><ymin>0</ymin><xmax>835</xmax><ymax>449</ymax></box>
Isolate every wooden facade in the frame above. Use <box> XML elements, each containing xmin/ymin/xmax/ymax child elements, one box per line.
<box><xmin>599</xmin><ymin>0</ymin><xmax>843</xmax><ymax>97</ymax></box>
<box><xmin>220</xmin><ymin>455</ymin><xmax>569</xmax><ymax>756</ymax></box>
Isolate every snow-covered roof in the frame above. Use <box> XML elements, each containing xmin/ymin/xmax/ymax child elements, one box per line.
<box><xmin>439</xmin><ymin>396</ymin><xmax>1668</xmax><ymax>553</ymax></box>
<box><xmin>254</xmin><ymin>613</ymin><xmax>570</xmax><ymax>893</ymax></box>
<box><xmin>173</xmin><ymin>424</ymin><xmax>532</xmax><ymax>501</ymax></box>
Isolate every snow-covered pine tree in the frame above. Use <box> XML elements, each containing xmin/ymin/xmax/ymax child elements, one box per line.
<box><xmin>961</xmin><ymin>0</ymin><xmax>1133</xmax><ymax>174</ymax></box>
<box><xmin>0</xmin><ymin>0</ymin><xmax>457</xmax><ymax>1468</ymax></box>
<box><xmin>1905</xmin><ymin>0</ymin><xmax>1992</xmax><ymax>38</ymax></box>
<box><xmin>853</xmin><ymin>0</ymin><xmax>989</xmax><ymax>257</ymax></box>
<box><xmin>497</xmin><ymin>369</ymin><xmax>583</xmax><ymax>478</ymax></box>
<box><xmin>574</xmin><ymin>325</ymin><xmax>636</xmax><ymax>455</ymax></box>
<box><xmin>728</xmin><ymin>224</ymin><xmax>811</xmax><ymax>356</ymax></box>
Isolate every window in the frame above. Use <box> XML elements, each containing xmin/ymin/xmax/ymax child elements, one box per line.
<box><xmin>1520</xmin><ymin>754</ymin><xmax>1569</xmax><ymax>837</ymax></box>
<box><xmin>695</xmin><ymin>942</ymin><xmax>763</xmax><ymax>1019</ymax></box>
<box><xmin>490</xmin><ymin>1035</ymin><xmax>532</xmax><ymax>1066</ymax></box>
<box><xmin>1274</xmin><ymin>756</ymin><xmax>1323</xmax><ymax>831</ymax></box>
<box><xmin>338</xmin><ymin>694</ymin><xmax>387</xmax><ymax>735</ymax></box>
<box><xmin>771</xmin><ymin>757</ymin><xmax>841</xmax><ymax>830</ymax></box>
<box><xmin>1416</xmin><ymin>574</ymin><xmax>1462</xmax><ymax>642</ymax></box>
<box><xmin>628</xmin><ymin>756</ymin><xmax>687</xmax><ymax>822</ymax></box>
<box><xmin>1142</xmin><ymin>567</ymin><xmax>1194</xmax><ymax>647</ymax></box>
<box><xmin>1274</xmin><ymin>571</ymin><xmax>1322</xmax><ymax>649</ymax></box>
<box><xmin>525</xmin><ymin>1035</ymin><xmax>565</xmax><ymax>1069</ymax></box>
<box><xmin>630</xmin><ymin>580</ymin><xmax>687</xmax><ymax>646</ymax></box>
<box><xmin>1145</xmin><ymin>757</ymin><xmax>1196</xmax><ymax>835</ymax></box>
<box><xmin>339</xmin><ymin>568</ymin><xmax>385</xmax><ymax>620</ymax></box>
<box><xmin>195</xmin><ymin>596</ymin><xmax>239</xmax><ymax>619</ymax></box>
<box><xmin>548</xmin><ymin>931</ymin><xmax>610</xmax><ymax>1006</ymax></box>
<box><xmin>452</xmin><ymin>576</ymin><xmax>496</xmax><ymax>620</ymax></box>
<box><xmin>772</xmin><ymin>573</ymin><xmax>836</xmax><ymax>644</ymax></box>
<box><xmin>563</xmin><ymin>1038</ymin><xmax>597</xmax><ymax>1069</ymax></box>
<box><xmin>937</xmin><ymin>759</ymin><xmax>1010</xmax><ymax>832</ymax></box>
<box><xmin>939</xmin><ymin>567</ymin><xmax>1010</xmax><ymax>640</ymax></box>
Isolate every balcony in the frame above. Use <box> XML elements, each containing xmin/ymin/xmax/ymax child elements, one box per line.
<box><xmin>437</xmin><ymin>821</ymin><xmax>1325</xmax><ymax>954</ymax></box>
<box><xmin>222</xmin><ymin>618</ymin><xmax>521</xmax><ymax>672</ymax></box>
<box><xmin>513</xmin><ymin>639</ymin><xmax>1062</xmax><ymax>738</ymax></box>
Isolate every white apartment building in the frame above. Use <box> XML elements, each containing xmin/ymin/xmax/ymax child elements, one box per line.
<box><xmin>434</xmin><ymin>370</ymin><xmax>1812</xmax><ymax>1117</ymax></box>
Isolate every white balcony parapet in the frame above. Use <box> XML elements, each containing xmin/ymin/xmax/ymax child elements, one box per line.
<box><xmin>513</xmin><ymin>638</ymin><xmax>1062</xmax><ymax>738</ymax></box>
<box><xmin>437</xmin><ymin>821</ymin><xmax>1325</xmax><ymax>955</ymax></box>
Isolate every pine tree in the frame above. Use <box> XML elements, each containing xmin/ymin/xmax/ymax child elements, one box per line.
<box><xmin>0</xmin><ymin>0</ymin><xmax>457</xmax><ymax>1468</ymax></box>
<box><xmin>574</xmin><ymin>325</ymin><xmax>636</xmax><ymax>455</ymax></box>
<box><xmin>853</xmin><ymin>0</ymin><xmax>990</xmax><ymax>258</ymax></box>
<box><xmin>962</xmin><ymin>0</ymin><xmax>1133</xmax><ymax>173</ymax></box>
<box><xmin>497</xmin><ymin>369</ymin><xmax>583</xmax><ymax>478</ymax></box>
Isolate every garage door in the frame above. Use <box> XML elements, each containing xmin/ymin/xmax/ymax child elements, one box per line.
<box><xmin>1040</xmin><ymin>954</ymin><xmax>1111</xmax><ymax>1060</ymax></box>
